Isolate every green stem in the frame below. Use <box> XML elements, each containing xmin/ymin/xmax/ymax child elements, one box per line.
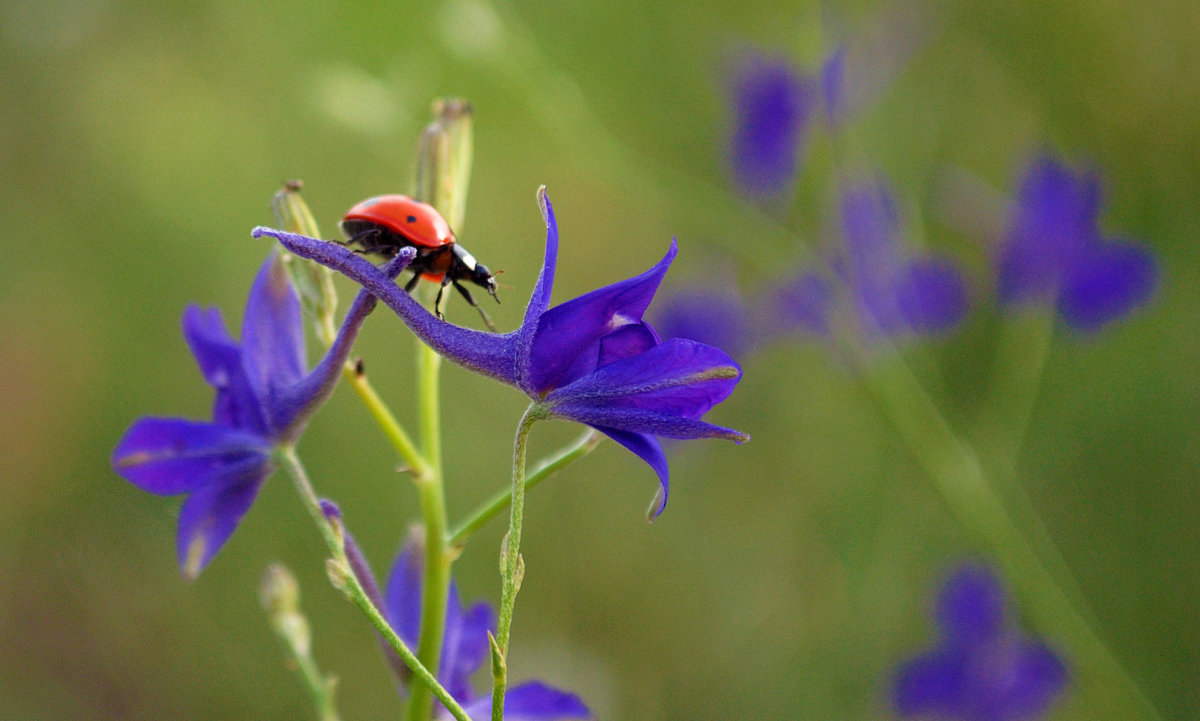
<box><xmin>491</xmin><ymin>403</ymin><xmax>546</xmax><ymax>721</ymax></box>
<box><xmin>261</xmin><ymin>564</ymin><xmax>340</xmax><ymax>721</ymax></box>
<box><xmin>273</xmin><ymin>446</ymin><xmax>473</xmax><ymax>721</ymax></box>
<box><xmin>290</xmin><ymin>650</ymin><xmax>339</xmax><ymax>721</ymax></box>
<box><xmin>447</xmin><ymin>428</ymin><xmax>601</xmax><ymax>548</ymax></box>
<box><xmin>407</xmin><ymin>341</ymin><xmax>452</xmax><ymax>721</ymax></box>
<box><xmin>856</xmin><ymin>356</ymin><xmax>1162</xmax><ymax>721</ymax></box>
<box><xmin>975</xmin><ymin>309</ymin><xmax>1095</xmax><ymax>620</ymax></box>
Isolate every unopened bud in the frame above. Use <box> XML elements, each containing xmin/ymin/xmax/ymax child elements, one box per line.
<box><xmin>413</xmin><ymin>98</ymin><xmax>474</xmax><ymax>230</ymax></box>
<box><xmin>260</xmin><ymin>563</ymin><xmax>312</xmax><ymax>657</ymax></box>
<box><xmin>326</xmin><ymin>558</ymin><xmax>353</xmax><ymax>596</ymax></box>
<box><xmin>271</xmin><ymin>181</ymin><xmax>339</xmax><ymax>336</ymax></box>
<box><xmin>488</xmin><ymin>630</ymin><xmax>506</xmax><ymax>681</ymax></box>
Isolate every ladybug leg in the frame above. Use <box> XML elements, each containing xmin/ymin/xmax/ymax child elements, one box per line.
<box><xmin>404</xmin><ymin>272</ymin><xmax>422</xmax><ymax>293</ymax></box>
<box><xmin>453</xmin><ymin>281</ymin><xmax>498</xmax><ymax>332</ymax></box>
<box><xmin>433</xmin><ymin>276</ymin><xmax>453</xmax><ymax>320</ymax></box>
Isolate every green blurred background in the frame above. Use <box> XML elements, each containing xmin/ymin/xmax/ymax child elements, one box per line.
<box><xmin>1</xmin><ymin>0</ymin><xmax>1197</xmax><ymax>719</ymax></box>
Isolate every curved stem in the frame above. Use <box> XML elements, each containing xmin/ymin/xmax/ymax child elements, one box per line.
<box><xmin>491</xmin><ymin>403</ymin><xmax>546</xmax><ymax>721</ymax></box>
<box><xmin>447</xmin><ymin>428</ymin><xmax>601</xmax><ymax>548</ymax></box>
<box><xmin>407</xmin><ymin>341</ymin><xmax>452</xmax><ymax>721</ymax></box>
<box><xmin>273</xmin><ymin>446</ymin><xmax>472</xmax><ymax>721</ymax></box>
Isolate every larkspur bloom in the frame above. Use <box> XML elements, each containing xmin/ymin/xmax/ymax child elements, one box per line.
<box><xmin>836</xmin><ymin>176</ymin><xmax>969</xmax><ymax>337</ymax></box>
<box><xmin>997</xmin><ymin>153</ymin><xmax>1158</xmax><ymax>332</ymax></box>
<box><xmin>652</xmin><ymin>284</ymin><xmax>752</xmax><ymax>361</ymax></box>
<box><xmin>254</xmin><ymin>189</ymin><xmax>748</xmax><ymax>516</ymax></box>
<box><xmin>111</xmin><ymin>250</ymin><xmax>414</xmax><ymax>578</ymax></box>
<box><xmin>819</xmin><ymin>44</ymin><xmax>847</xmax><ymax>127</ymax></box>
<box><xmin>726</xmin><ymin>49</ymin><xmax>817</xmax><ymax>199</ymax></box>
<box><xmin>892</xmin><ymin>563</ymin><xmax>1068</xmax><ymax>721</ymax></box>
<box><xmin>770</xmin><ymin>271</ymin><xmax>834</xmax><ymax>338</ymax></box>
<box><xmin>382</xmin><ymin>539</ymin><xmax>590</xmax><ymax>720</ymax></box>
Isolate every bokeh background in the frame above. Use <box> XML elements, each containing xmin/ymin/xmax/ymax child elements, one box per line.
<box><xmin>1</xmin><ymin>0</ymin><xmax>1197</xmax><ymax>719</ymax></box>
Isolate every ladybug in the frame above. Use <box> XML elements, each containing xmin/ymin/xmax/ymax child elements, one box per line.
<box><xmin>340</xmin><ymin>195</ymin><xmax>500</xmax><ymax>330</ymax></box>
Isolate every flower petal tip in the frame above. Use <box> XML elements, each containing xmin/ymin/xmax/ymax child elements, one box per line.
<box><xmin>537</xmin><ymin>185</ymin><xmax>552</xmax><ymax>227</ymax></box>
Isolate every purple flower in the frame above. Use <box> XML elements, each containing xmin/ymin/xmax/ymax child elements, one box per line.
<box><xmin>819</xmin><ymin>44</ymin><xmax>847</xmax><ymax>127</ymax></box>
<box><xmin>384</xmin><ymin>539</ymin><xmax>590</xmax><ymax>720</ymax></box>
<box><xmin>255</xmin><ymin>190</ymin><xmax>748</xmax><ymax>517</ymax></box>
<box><xmin>652</xmin><ymin>285</ymin><xmax>751</xmax><ymax>360</ymax></box>
<box><xmin>893</xmin><ymin>563</ymin><xmax>1068</xmax><ymax>721</ymax></box>
<box><xmin>111</xmin><ymin>251</ymin><xmax>414</xmax><ymax>578</ymax></box>
<box><xmin>726</xmin><ymin>50</ymin><xmax>816</xmax><ymax>199</ymax></box>
<box><xmin>997</xmin><ymin>154</ymin><xmax>1158</xmax><ymax>331</ymax></box>
<box><xmin>839</xmin><ymin>176</ymin><xmax>969</xmax><ymax>337</ymax></box>
<box><xmin>770</xmin><ymin>272</ymin><xmax>835</xmax><ymax>338</ymax></box>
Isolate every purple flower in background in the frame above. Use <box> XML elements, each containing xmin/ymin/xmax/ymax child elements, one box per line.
<box><xmin>893</xmin><ymin>563</ymin><xmax>1068</xmax><ymax>721</ymax></box>
<box><xmin>384</xmin><ymin>540</ymin><xmax>591</xmax><ymax>720</ymax></box>
<box><xmin>838</xmin><ymin>176</ymin><xmax>969</xmax><ymax>337</ymax></box>
<box><xmin>726</xmin><ymin>50</ymin><xmax>816</xmax><ymax>198</ymax></box>
<box><xmin>820</xmin><ymin>44</ymin><xmax>848</xmax><ymax>127</ymax></box>
<box><xmin>653</xmin><ymin>285</ymin><xmax>751</xmax><ymax>360</ymax></box>
<box><xmin>771</xmin><ymin>271</ymin><xmax>835</xmax><ymax>338</ymax></box>
<box><xmin>997</xmin><ymin>154</ymin><xmax>1158</xmax><ymax>331</ymax></box>
<box><xmin>255</xmin><ymin>189</ymin><xmax>748</xmax><ymax>517</ymax></box>
<box><xmin>111</xmin><ymin>251</ymin><xmax>413</xmax><ymax>578</ymax></box>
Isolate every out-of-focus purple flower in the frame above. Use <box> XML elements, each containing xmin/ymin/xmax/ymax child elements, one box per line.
<box><xmin>820</xmin><ymin>44</ymin><xmax>847</xmax><ymax>127</ymax></box>
<box><xmin>997</xmin><ymin>154</ymin><xmax>1158</xmax><ymax>332</ymax></box>
<box><xmin>653</xmin><ymin>285</ymin><xmax>751</xmax><ymax>360</ymax></box>
<box><xmin>255</xmin><ymin>189</ymin><xmax>748</xmax><ymax>517</ymax></box>
<box><xmin>383</xmin><ymin>539</ymin><xmax>591</xmax><ymax>720</ymax></box>
<box><xmin>839</xmin><ymin>176</ymin><xmax>970</xmax><ymax>337</ymax></box>
<box><xmin>893</xmin><ymin>563</ymin><xmax>1068</xmax><ymax>721</ymax></box>
<box><xmin>766</xmin><ymin>272</ymin><xmax>835</xmax><ymax>339</ymax></box>
<box><xmin>111</xmin><ymin>251</ymin><xmax>413</xmax><ymax>578</ymax></box>
<box><xmin>726</xmin><ymin>50</ymin><xmax>816</xmax><ymax>199</ymax></box>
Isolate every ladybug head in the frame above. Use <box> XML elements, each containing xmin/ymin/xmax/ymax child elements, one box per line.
<box><xmin>472</xmin><ymin>263</ymin><xmax>500</xmax><ymax>303</ymax></box>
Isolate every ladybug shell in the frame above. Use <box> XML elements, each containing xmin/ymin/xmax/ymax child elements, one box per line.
<box><xmin>342</xmin><ymin>195</ymin><xmax>455</xmax><ymax>249</ymax></box>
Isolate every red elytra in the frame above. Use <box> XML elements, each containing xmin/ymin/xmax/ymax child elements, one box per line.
<box><xmin>342</xmin><ymin>194</ymin><xmax>456</xmax><ymax>249</ymax></box>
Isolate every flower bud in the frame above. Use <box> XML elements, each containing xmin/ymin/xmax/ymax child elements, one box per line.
<box><xmin>271</xmin><ymin>180</ymin><xmax>339</xmax><ymax>338</ymax></box>
<box><xmin>260</xmin><ymin>563</ymin><xmax>312</xmax><ymax>657</ymax></box>
<box><xmin>413</xmin><ymin>98</ymin><xmax>474</xmax><ymax>230</ymax></box>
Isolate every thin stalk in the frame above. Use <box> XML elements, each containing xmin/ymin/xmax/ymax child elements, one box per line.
<box><xmin>289</xmin><ymin>649</ymin><xmax>340</xmax><ymax>721</ymax></box>
<box><xmin>447</xmin><ymin>428</ymin><xmax>601</xmax><ymax>548</ymax></box>
<box><xmin>490</xmin><ymin>403</ymin><xmax>545</xmax><ymax>721</ymax></box>
<box><xmin>273</xmin><ymin>446</ymin><xmax>472</xmax><ymax>721</ymax></box>
<box><xmin>975</xmin><ymin>309</ymin><xmax>1095</xmax><ymax>620</ymax></box>
<box><xmin>407</xmin><ymin>341</ymin><xmax>452</xmax><ymax>721</ymax></box>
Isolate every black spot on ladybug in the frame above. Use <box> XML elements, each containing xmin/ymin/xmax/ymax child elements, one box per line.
<box><xmin>407</xmin><ymin>215</ymin><xmax>417</xmax><ymax>223</ymax></box>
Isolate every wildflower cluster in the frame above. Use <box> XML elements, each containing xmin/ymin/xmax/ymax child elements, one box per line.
<box><xmin>106</xmin><ymin>7</ymin><xmax>1167</xmax><ymax>718</ymax></box>
<box><xmin>111</xmin><ymin>100</ymin><xmax>747</xmax><ymax>720</ymax></box>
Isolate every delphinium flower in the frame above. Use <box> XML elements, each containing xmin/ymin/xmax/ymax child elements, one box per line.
<box><xmin>111</xmin><ymin>250</ymin><xmax>414</xmax><ymax>578</ymax></box>
<box><xmin>768</xmin><ymin>175</ymin><xmax>967</xmax><ymax>341</ymax></box>
<box><xmin>379</xmin><ymin>537</ymin><xmax>591</xmax><ymax>720</ymax></box>
<box><xmin>255</xmin><ymin>189</ymin><xmax>749</xmax><ymax>516</ymax></box>
<box><xmin>892</xmin><ymin>563</ymin><xmax>1068</xmax><ymax>721</ymax></box>
<box><xmin>726</xmin><ymin>49</ymin><xmax>817</xmax><ymax>199</ymax></box>
<box><xmin>769</xmin><ymin>271</ymin><xmax>835</xmax><ymax>339</ymax></box>
<box><xmin>819</xmin><ymin>44</ymin><xmax>847</xmax><ymax>127</ymax></box>
<box><xmin>652</xmin><ymin>283</ymin><xmax>752</xmax><ymax>361</ymax></box>
<box><xmin>996</xmin><ymin>153</ymin><xmax>1158</xmax><ymax>332</ymax></box>
<box><xmin>836</xmin><ymin>176</ymin><xmax>970</xmax><ymax>337</ymax></box>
